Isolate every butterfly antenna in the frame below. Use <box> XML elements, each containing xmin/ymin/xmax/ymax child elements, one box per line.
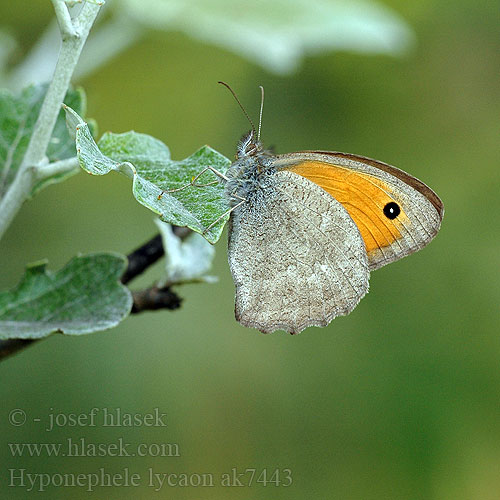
<box><xmin>257</xmin><ymin>85</ymin><xmax>264</xmax><ymax>142</ymax></box>
<box><xmin>218</xmin><ymin>81</ymin><xmax>256</xmax><ymax>136</ymax></box>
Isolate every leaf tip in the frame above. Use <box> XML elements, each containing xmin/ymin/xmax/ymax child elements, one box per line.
<box><xmin>26</xmin><ymin>259</ymin><xmax>49</xmax><ymax>273</ymax></box>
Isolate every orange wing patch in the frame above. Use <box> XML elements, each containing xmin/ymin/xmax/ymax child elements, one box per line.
<box><xmin>286</xmin><ymin>161</ymin><xmax>409</xmax><ymax>255</ymax></box>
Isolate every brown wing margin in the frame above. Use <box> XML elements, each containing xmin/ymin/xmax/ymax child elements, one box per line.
<box><xmin>291</xmin><ymin>151</ymin><xmax>444</xmax><ymax>221</ymax></box>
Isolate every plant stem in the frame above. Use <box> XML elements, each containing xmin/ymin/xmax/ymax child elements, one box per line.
<box><xmin>121</xmin><ymin>234</ymin><xmax>164</xmax><ymax>285</ymax></box>
<box><xmin>131</xmin><ymin>287</ymin><xmax>182</xmax><ymax>313</ymax></box>
<box><xmin>0</xmin><ymin>339</ymin><xmax>36</xmax><ymax>360</ymax></box>
<box><xmin>22</xmin><ymin>1</ymin><xmax>101</xmax><ymax>169</ymax></box>
<box><xmin>34</xmin><ymin>157</ymin><xmax>80</xmax><ymax>181</ymax></box>
<box><xmin>52</xmin><ymin>0</ymin><xmax>77</xmax><ymax>38</ymax></box>
<box><xmin>0</xmin><ymin>1</ymin><xmax>102</xmax><ymax>241</ymax></box>
<box><xmin>121</xmin><ymin>227</ymin><xmax>191</xmax><ymax>284</ymax></box>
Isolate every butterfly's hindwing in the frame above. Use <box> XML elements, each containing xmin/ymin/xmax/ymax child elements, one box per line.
<box><xmin>228</xmin><ymin>170</ymin><xmax>370</xmax><ymax>334</ymax></box>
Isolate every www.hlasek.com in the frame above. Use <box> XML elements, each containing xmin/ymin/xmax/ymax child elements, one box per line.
<box><xmin>8</xmin><ymin>467</ymin><xmax>293</xmax><ymax>492</ymax></box>
<box><xmin>8</xmin><ymin>437</ymin><xmax>180</xmax><ymax>458</ymax></box>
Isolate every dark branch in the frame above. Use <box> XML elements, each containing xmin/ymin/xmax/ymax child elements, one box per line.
<box><xmin>0</xmin><ymin>227</ymin><xmax>193</xmax><ymax>362</ymax></box>
<box><xmin>121</xmin><ymin>227</ymin><xmax>191</xmax><ymax>284</ymax></box>
<box><xmin>0</xmin><ymin>339</ymin><xmax>36</xmax><ymax>360</ymax></box>
<box><xmin>121</xmin><ymin>234</ymin><xmax>164</xmax><ymax>284</ymax></box>
<box><xmin>131</xmin><ymin>286</ymin><xmax>182</xmax><ymax>313</ymax></box>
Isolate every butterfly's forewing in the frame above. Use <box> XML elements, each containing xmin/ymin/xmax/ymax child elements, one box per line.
<box><xmin>274</xmin><ymin>152</ymin><xmax>444</xmax><ymax>270</ymax></box>
<box><xmin>228</xmin><ymin>170</ymin><xmax>369</xmax><ymax>334</ymax></box>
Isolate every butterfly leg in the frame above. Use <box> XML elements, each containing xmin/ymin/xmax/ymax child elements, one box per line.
<box><xmin>158</xmin><ymin>166</ymin><xmax>230</xmax><ymax>199</ymax></box>
<box><xmin>202</xmin><ymin>193</ymin><xmax>247</xmax><ymax>235</ymax></box>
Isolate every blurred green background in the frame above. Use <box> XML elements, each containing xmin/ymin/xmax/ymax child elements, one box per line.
<box><xmin>0</xmin><ymin>0</ymin><xmax>499</xmax><ymax>498</ymax></box>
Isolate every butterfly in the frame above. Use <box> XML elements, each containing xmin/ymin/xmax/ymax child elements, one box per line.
<box><xmin>170</xmin><ymin>84</ymin><xmax>444</xmax><ymax>334</ymax></box>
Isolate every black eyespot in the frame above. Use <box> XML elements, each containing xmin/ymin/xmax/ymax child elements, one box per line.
<box><xmin>383</xmin><ymin>202</ymin><xmax>401</xmax><ymax>219</ymax></box>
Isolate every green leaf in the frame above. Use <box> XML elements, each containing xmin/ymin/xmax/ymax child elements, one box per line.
<box><xmin>0</xmin><ymin>253</ymin><xmax>132</xmax><ymax>340</ymax></box>
<box><xmin>72</xmin><ymin>108</ymin><xmax>232</xmax><ymax>244</ymax></box>
<box><xmin>156</xmin><ymin>219</ymin><xmax>217</xmax><ymax>286</ymax></box>
<box><xmin>120</xmin><ymin>0</ymin><xmax>414</xmax><ymax>74</ymax></box>
<box><xmin>0</xmin><ymin>84</ymin><xmax>87</xmax><ymax>199</ymax></box>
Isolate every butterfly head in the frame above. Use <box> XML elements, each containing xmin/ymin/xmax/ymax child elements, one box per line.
<box><xmin>236</xmin><ymin>130</ymin><xmax>263</xmax><ymax>159</ymax></box>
